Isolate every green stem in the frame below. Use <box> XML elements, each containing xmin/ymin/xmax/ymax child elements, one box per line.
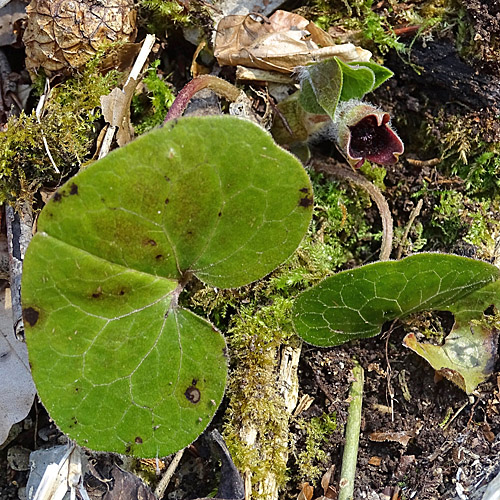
<box><xmin>338</xmin><ymin>361</ymin><xmax>364</xmax><ymax>500</ymax></box>
<box><xmin>165</xmin><ymin>76</ymin><xmax>241</xmax><ymax>122</ymax></box>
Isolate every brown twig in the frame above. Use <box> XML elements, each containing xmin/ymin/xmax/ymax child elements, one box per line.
<box><xmin>310</xmin><ymin>158</ymin><xmax>394</xmax><ymax>261</ymax></box>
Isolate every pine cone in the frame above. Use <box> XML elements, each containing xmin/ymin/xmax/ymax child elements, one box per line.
<box><xmin>23</xmin><ymin>0</ymin><xmax>137</xmax><ymax>74</ymax></box>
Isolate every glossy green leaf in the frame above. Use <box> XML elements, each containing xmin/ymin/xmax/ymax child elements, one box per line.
<box><xmin>298</xmin><ymin>58</ymin><xmax>394</xmax><ymax>117</ymax></box>
<box><xmin>22</xmin><ymin>116</ymin><xmax>313</xmax><ymax>457</ymax></box>
<box><xmin>404</xmin><ymin>280</ymin><xmax>500</xmax><ymax>393</ymax></box>
<box><xmin>292</xmin><ymin>253</ymin><xmax>499</xmax><ymax>347</ymax></box>
<box><xmin>348</xmin><ymin>61</ymin><xmax>394</xmax><ymax>91</ymax></box>
<box><xmin>337</xmin><ymin>59</ymin><xmax>376</xmax><ymax>102</ymax></box>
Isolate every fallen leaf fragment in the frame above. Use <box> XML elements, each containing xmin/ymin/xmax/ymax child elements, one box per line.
<box><xmin>0</xmin><ymin>287</ymin><xmax>36</xmax><ymax>447</ymax></box>
<box><xmin>404</xmin><ymin>281</ymin><xmax>500</xmax><ymax>394</ymax></box>
<box><xmin>297</xmin><ymin>482</ymin><xmax>314</xmax><ymax>500</ymax></box>
<box><xmin>104</xmin><ymin>465</ymin><xmax>156</xmax><ymax>500</ymax></box>
<box><xmin>214</xmin><ymin>10</ymin><xmax>371</xmax><ymax>74</ymax></box>
<box><xmin>368</xmin><ymin>431</ymin><xmax>413</xmax><ymax>447</ymax></box>
<box><xmin>320</xmin><ymin>465</ymin><xmax>336</xmax><ymax>498</ymax></box>
<box><xmin>368</xmin><ymin>456</ymin><xmax>382</xmax><ymax>466</ymax></box>
<box><xmin>23</xmin><ymin>0</ymin><xmax>137</xmax><ymax>74</ymax></box>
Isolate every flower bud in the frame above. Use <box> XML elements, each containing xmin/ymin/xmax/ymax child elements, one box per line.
<box><xmin>334</xmin><ymin>100</ymin><xmax>404</xmax><ymax>168</ymax></box>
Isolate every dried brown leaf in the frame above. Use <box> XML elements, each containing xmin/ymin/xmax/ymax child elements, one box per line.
<box><xmin>368</xmin><ymin>431</ymin><xmax>413</xmax><ymax>447</ymax></box>
<box><xmin>297</xmin><ymin>482</ymin><xmax>314</xmax><ymax>500</ymax></box>
<box><xmin>214</xmin><ymin>10</ymin><xmax>371</xmax><ymax>74</ymax></box>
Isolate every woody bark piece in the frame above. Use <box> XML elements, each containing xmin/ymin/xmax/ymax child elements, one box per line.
<box><xmin>23</xmin><ymin>0</ymin><xmax>137</xmax><ymax>75</ymax></box>
<box><xmin>5</xmin><ymin>203</ymin><xmax>32</xmax><ymax>339</ymax></box>
<box><xmin>238</xmin><ymin>344</ymin><xmax>301</xmax><ymax>500</ymax></box>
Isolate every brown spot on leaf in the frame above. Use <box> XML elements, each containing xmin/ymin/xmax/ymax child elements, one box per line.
<box><xmin>299</xmin><ymin>196</ymin><xmax>313</xmax><ymax>208</ymax></box>
<box><xmin>135</xmin><ymin>436</ymin><xmax>143</xmax><ymax>444</ymax></box>
<box><xmin>142</xmin><ymin>239</ymin><xmax>157</xmax><ymax>246</ymax></box>
<box><xmin>119</xmin><ymin>289</ymin><xmax>126</xmax><ymax>296</ymax></box>
<box><xmin>53</xmin><ymin>192</ymin><xmax>62</xmax><ymax>202</ymax></box>
<box><xmin>92</xmin><ymin>286</ymin><xmax>103</xmax><ymax>299</ymax></box>
<box><xmin>23</xmin><ymin>307</ymin><xmax>39</xmax><ymax>327</ymax></box>
<box><xmin>218</xmin><ymin>211</ymin><xmax>222</xmax><ymax>217</ymax></box>
<box><xmin>185</xmin><ymin>386</ymin><xmax>201</xmax><ymax>404</ymax></box>
<box><xmin>155</xmin><ymin>254</ymin><xmax>163</xmax><ymax>260</ymax></box>
<box><xmin>299</xmin><ymin>187</ymin><xmax>309</xmax><ymax>193</ymax></box>
<box><xmin>165</xmin><ymin>198</ymin><xmax>170</xmax><ymax>204</ymax></box>
<box><xmin>69</xmin><ymin>183</ymin><xmax>78</xmax><ymax>195</ymax></box>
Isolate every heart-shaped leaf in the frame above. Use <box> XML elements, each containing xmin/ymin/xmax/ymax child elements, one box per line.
<box><xmin>22</xmin><ymin>116</ymin><xmax>313</xmax><ymax>457</ymax></box>
<box><xmin>292</xmin><ymin>253</ymin><xmax>499</xmax><ymax>347</ymax></box>
<box><xmin>348</xmin><ymin>61</ymin><xmax>393</xmax><ymax>91</ymax></box>
<box><xmin>337</xmin><ymin>59</ymin><xmax>376</xmax><ymax>102</ymax></box>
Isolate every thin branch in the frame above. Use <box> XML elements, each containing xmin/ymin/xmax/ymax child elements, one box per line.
<box><xmin>338</xmin><ymin>361</ymin><xmax>364</xmax><ymax>500</ymax></box>
<box><xmin>311</xmin><ymin>158</ymin><xmax>394</xmax><ymax>261</ymax></box>
<box><xmin>98</xmin><ymin>34</ymin><xmax>156</xmax><ymax>159</ymax></box>
<box><xmin>396</xmin><ymin>199</ymin><xmax>423</xmax><ymax>260</ymax></box>
<box><xmin>154</xmin><ymin>449</ymin><xmax>184</xmax><ymax>499</ymax></box>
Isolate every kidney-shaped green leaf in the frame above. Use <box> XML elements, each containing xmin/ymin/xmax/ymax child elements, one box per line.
<box><xmin>292</xmin><ymin>253</ymin><xmax>499</xmax><ymax>347</ymax></box>
<box><xmin>22</xmin><ymin>116</ymin><xmax>313</xmax><ymax>457</ymax></box>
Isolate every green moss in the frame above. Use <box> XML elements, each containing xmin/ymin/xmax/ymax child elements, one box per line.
<box><xmin>430</xmin><ymin>190</ymin><xmax>465</xmax><ymax>246</ymax></box>
<box><xmin>222</xmin><ymin>297</ymin><xmax>297</xmax><ymax>496</ymax></box>
<box><xmin>295</xmin><ymin>413</ymin><xmax>337</xmax><ymax>483</ymax></box>
<box><xmin>138</xmin><ymin>0</ymin><xmax>191</xmax><ymax>30</ymax></box>
<box><xmin>0</xmin><ymin>59</ymin><xmax>121</xmax><ymax>205</ymax></box>
<box><xmin>359</xmin><ymin>162</ymin><xmax>387</xmax><ymax>190</ymax></box>
<box><xmin>132</xmin><ymin>60</ymin><xmax>175</xmax><ymax>134</ymax></box>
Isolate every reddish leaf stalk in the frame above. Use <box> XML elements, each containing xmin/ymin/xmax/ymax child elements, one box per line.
<box><xmin>165</xmin><ymin>75</ymin><xmax>242</xmax><ymax>122</ymax></box>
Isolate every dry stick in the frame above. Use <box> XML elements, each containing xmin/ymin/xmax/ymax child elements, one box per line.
<box><xmin>154</xmin><ymin>449</ymin><xmax>185</xmax><ymax>499</ymax></box>
<box><xmin>396</xmin><ymin>199</ymin><xmax>423</xmax><ymax>260</ymax></box>
<box><xmin>98</xmin><ymin>33</ymin><xmax>156</xmax><ymax>159</ymax></box>
<box><xmin>5</xmin><ymin>203</ymin><xmax>33</xmax><ymax>340</ymax></box>
<box><xmin>311</xmin><ymin>159</ymin><xmax>394</xmax><ymax>261</ymax></box>
<box><xmin>338</xmin><ymin>361</ymin><xmax>364</xmax><ymax>500</ymax></box>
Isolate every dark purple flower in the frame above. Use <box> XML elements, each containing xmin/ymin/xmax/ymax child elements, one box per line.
<box><xmin>335</xmin><ymin>101</ymin><xmax>404</xmax><ymax>168</ymax></box>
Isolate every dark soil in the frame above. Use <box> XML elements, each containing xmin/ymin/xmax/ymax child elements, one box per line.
<box><xmin>297</xmin><ymin>328</ymin><xmax>500</xmax><ymax>499</ymax></box>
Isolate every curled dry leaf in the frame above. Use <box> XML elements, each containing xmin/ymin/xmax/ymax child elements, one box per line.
<box><xmin>334</xmin><ymin>100</ymin><xmax>404</xmax><ymax>168</ymax></box>
<box><xmin>214</xmin><ymin>10</ymin><xmax>371</xmax><ymax>74</ymax></box>
<box><xmin>297</xmin><ymin>482</ymin><xmax>314</xmax><ymax>500</ymax></box>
